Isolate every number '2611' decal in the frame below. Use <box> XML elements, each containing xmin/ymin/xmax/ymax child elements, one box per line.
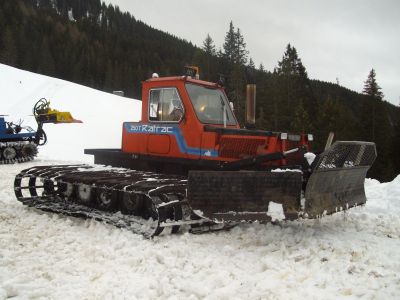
<box><xmin>126</xmin><ymin>124</ymin><xmax>173</xmax><ymax>134</ymax></box>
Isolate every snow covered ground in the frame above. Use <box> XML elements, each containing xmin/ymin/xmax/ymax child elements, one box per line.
<box><xmin>1</xmin><ymin>65</ymin><xmax>400</xmax><ymax>299</ymax></box>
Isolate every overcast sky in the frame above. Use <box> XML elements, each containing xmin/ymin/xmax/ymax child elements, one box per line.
<box><xmin>104</xmin><ymin>0</ymin><xmax>399</xmax><ymax>105</ymax></box>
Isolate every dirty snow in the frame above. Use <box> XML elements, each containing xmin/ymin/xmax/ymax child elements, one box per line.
<box><xmin>1</xmin><ymin>64</ymin><xmax>400</xmax><ymax>299</ymax></box>
<box><xmin>304</xmin><ymin>152</ymin><xmax>316</xmax><ymax>165</ymax></box>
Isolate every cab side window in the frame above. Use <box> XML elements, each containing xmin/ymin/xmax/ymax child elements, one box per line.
<box><xmin>149</xmin><ymin>88</ymin><xmax>184</xmax><ymax>122</ymax></box>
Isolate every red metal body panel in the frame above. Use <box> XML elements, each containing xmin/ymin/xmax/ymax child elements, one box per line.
<box><xmin>121</xmin><ymin>76</ymin><xmax>311</xmax><ymax>166</ymax></box>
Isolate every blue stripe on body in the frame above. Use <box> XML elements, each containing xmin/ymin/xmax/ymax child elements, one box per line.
<box><xmin>124</xmin><ymin>123</ymin><xmax>218</xmax><ymax>157</ymax></box>
<box><xmin>0</xmin><ymin>132</ymin><xmax>36</xmax><ymax>139</ymax></box>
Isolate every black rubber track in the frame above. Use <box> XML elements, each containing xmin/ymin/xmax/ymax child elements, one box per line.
<box><xmin>14</xmin><ymin>165</ymin><xmax>230</xmax><ymax>238</ymax></box>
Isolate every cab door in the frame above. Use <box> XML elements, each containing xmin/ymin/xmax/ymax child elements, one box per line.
<box><xmin>147</xmin><ymin>87</ymin><xmax>200</xmax><ymax>158</ymax></box>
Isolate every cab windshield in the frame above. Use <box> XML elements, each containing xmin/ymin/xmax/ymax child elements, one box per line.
<box><xmin>185</xmin><ymin>83</ymin><xmax>237</xmax><ymax>125</ymax></box>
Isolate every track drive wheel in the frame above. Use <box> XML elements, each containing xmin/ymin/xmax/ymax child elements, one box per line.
<box><xmin>96</xmin><ymin>187</ymin><xmax>118</xmax><ymax>210</ymax></box>
<box><xmin>120</xmin><ymin>192</ymin><xmax>144</xmax><ymax>215</ymax></box>
<box><xmin>77</xmin><ymin>184</ymin><xmax>94</xmax><ymax>205</ymax></box>
<box><xmin>21</xmin><ymin>143</ymin><xmax>38</xmax><ymax>158</ymax></box>
<box><xmin>58</xmin><ymin>181</ymin><xmax>74</xmax><ymax>198</ymax></box>
<box><xmin>3</xmin><ymin>147</ymin><xmax>17</xmax><ymax>160</ymax></box>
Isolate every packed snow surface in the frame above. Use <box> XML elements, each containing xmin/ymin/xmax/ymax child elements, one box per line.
<box><xmin>1</xmin><ymin>65</ymin><xmax>400</xmax><ymax>299</ymax></box>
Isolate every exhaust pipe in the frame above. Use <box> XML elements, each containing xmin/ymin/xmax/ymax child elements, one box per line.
<box><xmin>246</xmin><ymin>84</ymin><xmax>256</xmax><ymax>128</ymax></box>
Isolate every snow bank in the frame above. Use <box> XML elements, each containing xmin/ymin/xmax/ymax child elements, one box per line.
<box><xmin>0</xmin><ymin>64</ymin><xmax>141</xmax><ymax>162</ymax></box>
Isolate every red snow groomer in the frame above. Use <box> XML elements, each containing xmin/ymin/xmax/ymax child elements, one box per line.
<box><xmin>14</xmin><ymin>68</ymin><xmax>376</xmax><ymax>237</ymax></box>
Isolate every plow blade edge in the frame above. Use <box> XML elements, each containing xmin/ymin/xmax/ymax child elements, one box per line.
<box><xmin>188</xmin><ymin>141</ymin><xmax>376</xmax><ymax>223</ymax></box>
<box><xmin>304</xmin><ymin>141</ymin><xmax>377</xmax><ymax>217</ymax></box>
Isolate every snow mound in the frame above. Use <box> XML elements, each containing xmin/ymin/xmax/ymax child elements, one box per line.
<box><xmin>0</xmin><ymin>64</ymin><xmax>141</xmax><ymax>162</ymax></box>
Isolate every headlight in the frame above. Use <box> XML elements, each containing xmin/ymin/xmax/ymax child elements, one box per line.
<box><xmin>280</xmin><ymin>133</ymin><xmax>288</xmax><ymax>140</ymax></box>
<box><xmin>307</xmin><ymin>134</ymin><xmax>314</xmax><ymax>141</ymax></box>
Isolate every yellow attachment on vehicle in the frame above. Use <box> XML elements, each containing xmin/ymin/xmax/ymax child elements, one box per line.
<box><xmin>34</xmin><ymin>98</ymin><xmax>82</xmax><ymax>124</ymax></box>
<box><xmin>39</xmin><ymin>108</ymin><xmax>82</xmax><ymax>124</ymax></box>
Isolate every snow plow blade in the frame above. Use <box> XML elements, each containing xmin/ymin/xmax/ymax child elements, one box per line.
<box><xmin>187</xmin><ymin>141</ymin><xmax>376</xmax><ymax>222</ymax></box>
<box><xmin>187</xmin><ymin>171</ymin><xmax>303</xmax><ymax>222</ymax></box>
<box><xmin>304</xmin><ymin>141</ymin><xmax>377</xmax><ymax>217</ymax></box>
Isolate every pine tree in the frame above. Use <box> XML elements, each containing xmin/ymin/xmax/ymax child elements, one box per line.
<box><xmin>274</xmin><ymin>44</ymin><xmax>316</xmax><ymax>131</ymax></box>
<box><xmin>222</xmin><ymin>21</ymin><xmax>250</xmax><ymax>124</ymax></box>
<box><xmin>362</xmin><ymin>68</ymin><xmax>384</xmax><ymax>141</ymax></box>
<box><xmin>233</xmin><ymin>28</ymin><xmax>248</xmax><ymax>65</ymax></box>
<box><xmin>360</xmin><ymin>69</ymin><xmax>393</xmax><ymax>180</ymax></box>
<box><xmin>202</xmin><ymin>33</ymin><xmax>216</xmax><ymax>56</ymax></box>
<box><xmin>363</xmin><ymin>68</ymin><xmax>384</xmax><ymax>100</ymax></box>
<box><xmin>222</xmin><ymin>21</ymin><xmax>236</xmax><ymax>63</ymax></box>
<box><xmin>222</xmin><ymin>21</ymin><xmax>248</xmax><ymax>65</ymax></box>
<box><xmin>258</xmin><ymin>63</ymin><xmax>265</xmax><ymax>72</ymax></box>
<box><xmin>248</xmin><ymin>57</ymin><xmax>255</xmax><ymax>69</ymax></box>
<box><xmin>201</xmin><ymin>34</ymin><xmax>216</xmax><ymax>80</ymax></box>
<box><xmin>275</xmin><ymin>44</ymin><xmax>306</xmax><ymax>77</ymax></box>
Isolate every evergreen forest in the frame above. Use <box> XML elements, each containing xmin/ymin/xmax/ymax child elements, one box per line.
<box><xmin>0</xmin><ymin>0</ymin><xmax>399</xmax><ymax>181</ymax></box>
